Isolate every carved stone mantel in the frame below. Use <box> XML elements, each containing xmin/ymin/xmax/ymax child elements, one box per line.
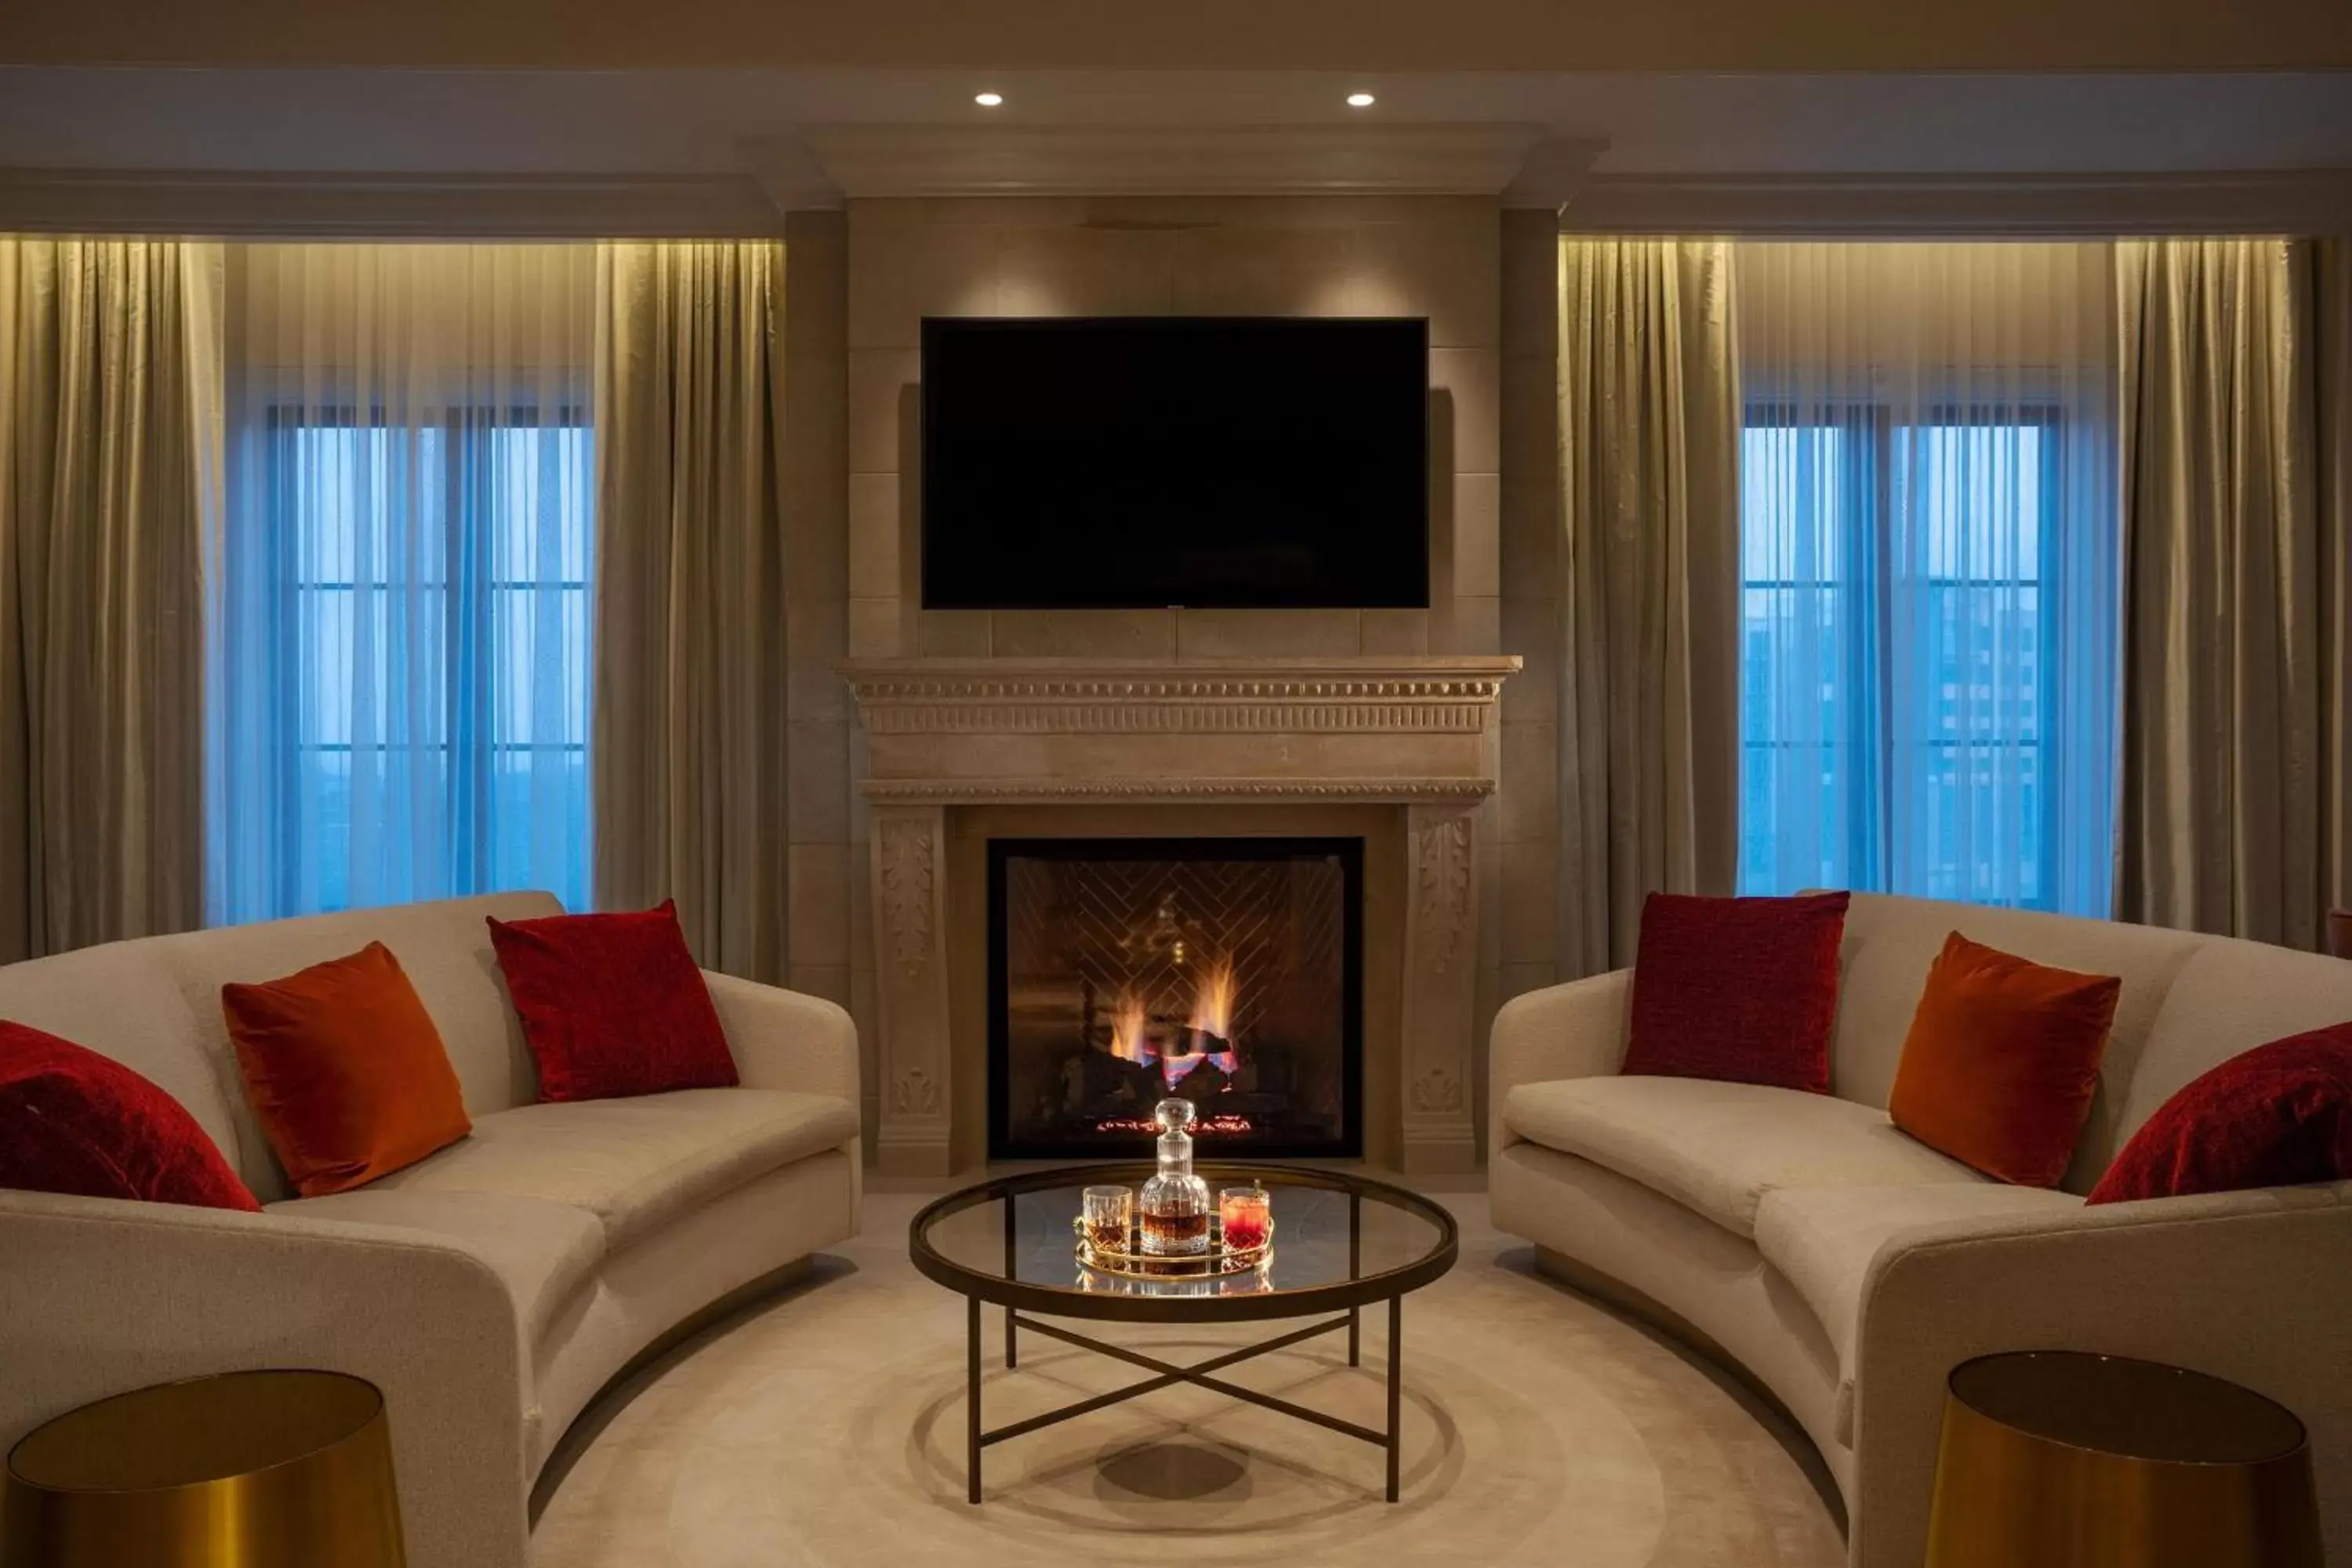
<box><xmin>842</xmin><ymin>655</ymin><xmax>1519</xmax><ymax>1176</ymax></box>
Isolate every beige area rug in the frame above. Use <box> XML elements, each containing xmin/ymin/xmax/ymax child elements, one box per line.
<box><xmin>530</xmin><ymin>1186</ymin><xmax>1846</xmax><ymax>1567</ymax></box>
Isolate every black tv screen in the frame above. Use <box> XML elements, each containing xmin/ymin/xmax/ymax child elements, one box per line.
<box><xmin>921</xmin><ymin>317</ymin><xmax>1429</xmax><ymax>610</ymax></box>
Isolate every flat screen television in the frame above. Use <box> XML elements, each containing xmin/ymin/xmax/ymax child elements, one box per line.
<box><xmin>920</xmin><ymin>316</ymin><xmax>1429</xmax><ymax>610</ymax></box>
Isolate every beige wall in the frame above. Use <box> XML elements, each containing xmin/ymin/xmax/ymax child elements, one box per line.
<box><xmin>842</xmin><ymin>195</ymin><xmax>1499</xmax><ymax>663</ymax></box>
<box><xmin>815</xmin><ymin>193</ymin><xmax>1524</xmax><ymax>1151</ymax></box>
<box><xmin>1497</xmin><ymin>209</ymin><xmax>1564</xmax><ymax>1047</ymax></box>
<box><xmin>12</xmin><ymin>0</ymin><xmax>2348</xmax><ymax>71</ymax></box>
<box><xmin>779</xmin><ymin>210</ymin><xmax>861</xmax><ymax>1112</ymax></box>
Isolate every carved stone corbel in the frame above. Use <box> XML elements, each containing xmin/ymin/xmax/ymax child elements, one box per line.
<box><xmin>1400</xmin><ymin>801</ymin><xmax>1479</xmax><ymax>1173</ymax></box>
<box><xmin>871</xmin><ymin>804</ymin><xmax>952</xmax><ymax>1175</ymax></box>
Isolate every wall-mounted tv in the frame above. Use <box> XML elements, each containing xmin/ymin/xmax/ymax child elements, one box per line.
<box><xmin>920</xmin><ymin>317</ymin><xmax>1429</xmax><ymax>611</ymax></box>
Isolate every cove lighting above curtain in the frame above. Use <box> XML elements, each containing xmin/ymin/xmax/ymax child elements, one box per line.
<box><xmin>1733</xmin><ymin>242</ymin><xmax>2119</xmax><ymax>915</ymax></box>
<box><xmin>205</xmin><ymin>244</ymin><xmax>598</xmax><ymax>924</ymax></box>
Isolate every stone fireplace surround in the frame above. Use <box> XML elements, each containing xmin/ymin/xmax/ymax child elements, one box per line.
<box><xmin>842</xmin><ymin>655</ymin><xmax>1516</xmax><ymax>1177</ymax></box>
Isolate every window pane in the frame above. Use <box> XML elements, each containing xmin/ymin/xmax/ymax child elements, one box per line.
<box><xmin>1740</xmin><ymin>410</ymin><xmax>2064</xmax><ymax>909</ymax></box>
<box><xmin>1740</xmin><ymin>423</ymin><xmax>1855</xmax><ymax>895</ymax></box>
<box><xmin>273</xmin><ymin>414</ymin><xmax>591</xmax><ymax>916</ymax></box>
<box><xmin>1740</xmin><ymin>425</ymin><xmax>1843</xmax><ymax>584</ymax></box>
<box><xmin>1902</xmin><ymin>423</ymin><xmax>2044</xmax><ymax>582</ymax></box>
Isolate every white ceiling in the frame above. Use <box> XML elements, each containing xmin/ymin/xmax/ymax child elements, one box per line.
<box><xmin>3</xmin><ymin>67</ymin><xmax>2351</xmax><ymax>179</ymax></box>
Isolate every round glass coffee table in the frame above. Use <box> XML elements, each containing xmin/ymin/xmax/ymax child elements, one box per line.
<box><xmin>909</xmin><ymin>1162</ymin><xmax>1457</xmax><ymax>1504</ymax></box>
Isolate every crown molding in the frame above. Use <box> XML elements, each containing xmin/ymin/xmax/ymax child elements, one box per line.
<box><xmin>1502</xmin><ymin>137</ymin><xmax>1609</xmax><ymax>210</ymax></box>
<box><xmin>789</xmin><ymin>123</ymin><xmax>1577</xmax><ymax>200</ymax></box>
<box><xmin>0</xmin><ymin>168</ymin><xmax>789</xmax><ymax>238</ymax></box>
<box><xmin>738</xmin><ymin>136</ymin><xmax>844</xmax><ymax>212</ymax></box>
<box><xmin>1560</xmin><ymin>169</ymin><xmax>2352</xmax><ymax>235</ymax></box>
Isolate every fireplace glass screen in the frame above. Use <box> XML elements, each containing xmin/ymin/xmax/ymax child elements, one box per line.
<box><xmin>989</xmin><ymin>837</ymin><xmax>1362</xmax><ymax>1160</ymax></box>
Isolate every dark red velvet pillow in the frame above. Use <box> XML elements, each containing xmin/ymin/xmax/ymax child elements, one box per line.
<box><xmin>2089</xmin><ymin>1023</ymin><xmax>2352</xmax><ymax>1204</ymax></box>
<box><xmin>486</xmin><ymin>900</ymin><xmax>738</xmax><ymax>1102</ymax></box>
<box><xmin>1623</xmin><ymin>891</ymin><xmax>1852</xmax><ymax>1093</ymax></box>
<box><xmin>0</xmin><ymin>1021</ymin><xmax>261</xmax><ymax>1211</ymax></box>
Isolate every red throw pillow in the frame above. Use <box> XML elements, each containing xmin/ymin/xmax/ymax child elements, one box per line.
<box><xmin>222</xmin><ymin>942</ymin><xmax>474</xmax><ymax>1197</ymax></box>
<box><xmin>486</xmin><ymin>900</ymin><xmax>737</xmax><ymax>1102</ymax></box>
<box><xmin>0</xmin><ymin>1021</ymin><xmax>260</xmax><ymax>1211</ymax></box>
<box><xmin>1889</xmin><ymin>932</ymin><xmax>2121</xmax><ymax>1188</ymax></box>
<box><xmin>1623</xmin><ymin>891</ymin><xmax>1851</xmax><ymax>1093</ymax></box>
<box><xmin>2089</xmin><ymin>1024</ymin><xmax>2352</xmax><ymax>1204</ymax></box>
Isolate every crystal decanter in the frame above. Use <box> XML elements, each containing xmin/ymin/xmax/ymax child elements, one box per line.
<box><xmin>1138</xmin><ymin>1098</ymin><xmax>1213</xmax><ymax>1257</ymax></box>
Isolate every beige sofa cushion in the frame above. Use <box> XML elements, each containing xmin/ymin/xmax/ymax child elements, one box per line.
<box><xmin>1501</xmin><ymin>1076</ymin><xmax>1987</xmax><ymax>1237</ymax></box>
<box><xmin>145</xmin><ymin>893</ymin><xmax>562</xmax><ymax>1199</ymax></box>
<box><xmin>0</xmin><ymin>946</ymin><xmax>234</xmax><ymax>1168</ymax></box>
<box><xmin>1755</xmin><ymin>1182</ymin><xmax>2085</xmax><ymax>1386</ymax></box>
<box><xmin>270</xmin><ymin>1187</ymin><xmax>604</xmax><ymax>1340</ymax></box>
<box><xmin>368</xmin><ymin>1087</ymin><xmax>858</xmax><ymax>1250</ymax></box>
<box><xmin>1824</xmin><ymin>894</ymin><xmax>2205</xmax><ymax>1190</ymax></box>
<box><xmin>2120</xmin><ymin>939</ymin><xmax>2352</xmax><ymax>1154</ymax></box>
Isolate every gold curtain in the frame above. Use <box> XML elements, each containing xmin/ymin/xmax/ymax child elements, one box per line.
<box><xmin>2115</xmin><ymin>238</ymin><xmax>2352</xmax><ymax>949</ymax></box>
<box><xmin>0</xmin><ymin>238</ymin><xmax>210</xmax><ymax>962</ymax></box>
<box><xmin>1555</xmin><ymin>238</ymin><xmax>1743</xmax><ymax>974</ymax></box>
<box><xmin>592</xmin><ymin>241</ymin><xmax>789</xmax><ymax>980</ymax></box>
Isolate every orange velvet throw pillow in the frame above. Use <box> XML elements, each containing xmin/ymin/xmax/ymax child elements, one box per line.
<box><xmin>1889</xmin><ymin>932</ymin><xmax>2122</xmax><ymax>1188</ymax></box>
<box><xmin>222</xmin><ymin>942</ymin><xmax>471</xmax><ymax>1197</ymax></box>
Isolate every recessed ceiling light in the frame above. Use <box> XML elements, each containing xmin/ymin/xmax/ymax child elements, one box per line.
<box><xmin>1346</xmin><ymin>92</ymin><xmax>1377</xmax><ymax>108</ymax></box>
<box><xmin>975</xmin><ymin>91</ymin><xmax>1004</xmax><ymax>107</ymax></box>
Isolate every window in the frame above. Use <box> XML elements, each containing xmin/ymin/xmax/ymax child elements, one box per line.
<box><xmin>202</xmin><ymin>241</ymin><xmax>601</xmax><ymax>927</ymax></box>
<box><xmin>1739</xmin><ymin>408</ymin><xmax>2078</xmax><ymax>909</ymax></box>
<box><xmin>1732</xmin><ymin>241</ymin><xmax>2118</xmax><ymax>916</ymax></box>
<box><xmin>258</xmin><ymin>407</ymin><xmax>592</xmax><ymax>916</ymax></box>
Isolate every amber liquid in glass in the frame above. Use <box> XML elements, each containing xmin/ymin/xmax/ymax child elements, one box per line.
<box><xmin>1142</xmin><ymin>1210</ymin><xmax>1210</xmax><ymax>1252</ymax></box>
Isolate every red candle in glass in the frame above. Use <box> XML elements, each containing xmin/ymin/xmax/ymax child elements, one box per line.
<box><xmin>1219</xmin><ymin>1187</ymin><xmax>1271</xmax><ymax>1251</ymax></box>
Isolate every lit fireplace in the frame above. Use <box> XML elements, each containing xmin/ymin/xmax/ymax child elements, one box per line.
<box><xmin>988</xmin><ymin>837</ymin><xmax>1363</xmax><ymax>1160</ymax></box>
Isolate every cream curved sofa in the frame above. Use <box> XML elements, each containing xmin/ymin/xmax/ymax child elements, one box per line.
<box><xmin>0</xmin><ymin>891</ymin><xmax>861</xmax><ymax>1568</ymax></box>
<box><xmin>1490</xmin><ymin>891</ymin><xmax>2352</xmax><ymax>1568</ymax></box>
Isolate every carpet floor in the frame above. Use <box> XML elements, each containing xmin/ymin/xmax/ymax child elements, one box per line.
<box><xmin>529</xmin><ymin>1184</ymin><xmax>1846</xmax><ymax>1567</ymax></box>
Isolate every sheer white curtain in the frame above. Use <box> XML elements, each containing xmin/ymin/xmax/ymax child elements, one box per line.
<box><xmin>206</xmin><ymin>244</ymin><xmax>597</xmax><ymax>924</ymax></box>
<box><xmin>1733</xmin><ymin>242</ymin><xmax>2118</xmax><ymax>914</ymax></box>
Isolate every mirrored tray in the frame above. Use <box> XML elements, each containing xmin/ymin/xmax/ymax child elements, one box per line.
<box><xmin>1072</xmin><ymin>1214</ymin><xmax>1275</xmax><ymax>1280</ymax></box>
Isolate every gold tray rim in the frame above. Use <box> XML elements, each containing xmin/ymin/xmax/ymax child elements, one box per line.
<box><xmin>1071</xmin><ymin>1214</ymin><xmax>1275</xmax><ymax>1279</ymax></box>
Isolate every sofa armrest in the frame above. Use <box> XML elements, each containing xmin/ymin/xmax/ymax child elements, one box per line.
<box><xmin>1487</xmin><ymin>967</ymin><xmax>1632</xmax><ymax>1153</ymax></box>
<box><xmin>702</xmin><ymin>970</ymin><xmax>862</xmax><ymax>1111</ymax></box>
<box><xmin>0</xmin><ymin>1189</ymin><xmax>528</xmax><ymax>1568</ymax></box>
<box><xmin>1849</xmin><ymin>1182</ymin><xmax>2352</xmax><ymax>1568</ymax></box>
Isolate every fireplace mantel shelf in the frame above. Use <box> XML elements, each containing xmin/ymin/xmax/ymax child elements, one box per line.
<box><xmin>841</xmin><ymin>655</ymin><xmax>1520</xmax><ymax>802</ymax></box>
<box><xmin>861</xmin><ymin>775</ymin><xmax>1495</xmax><ymax>804</ymax></box>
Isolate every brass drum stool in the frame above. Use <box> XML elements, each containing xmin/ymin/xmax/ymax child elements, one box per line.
<box><xmin>1926</xmin><ymin>1351</ymin><xmax>2322</xmax><ymax>1568</ymax></box>
<box><xmin>2</xmin><ymin>1370</ymin><xmax>405</xmax><ymax>1568</ymax></box>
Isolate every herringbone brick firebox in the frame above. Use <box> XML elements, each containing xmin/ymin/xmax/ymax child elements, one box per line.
<box><xmin>989</xmin><ymin>837</ymin><xmax>1364</xmax><ymax>1159</ymax></box>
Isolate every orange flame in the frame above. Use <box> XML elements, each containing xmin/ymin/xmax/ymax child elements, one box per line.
<box><xmin>1109</xmin><ymin>989</ymin><xmax>1153</xmax><ymax>1062</ymax></box>
<box><xmin>1189</xmin><ymin>957</ymin><xmax>1238</xmax><ymax>1041</ymax></box>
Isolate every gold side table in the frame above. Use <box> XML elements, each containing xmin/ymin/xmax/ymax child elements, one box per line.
<box><xmin>2</xmin><ymin>1370</ymin><xmax>405</xmax><ymax>1568</ymax></box>
<box><xmin>1926</xmin><ymin>1351</ymin><xmax>2323</xmax><ymax>1568</ymax></box>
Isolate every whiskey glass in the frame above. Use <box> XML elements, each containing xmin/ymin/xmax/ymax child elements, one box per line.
<box><xmin>1081</xmin><ymin>1185</ymin><xmax>1134</xmax><ymax>1254</ymax></box>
